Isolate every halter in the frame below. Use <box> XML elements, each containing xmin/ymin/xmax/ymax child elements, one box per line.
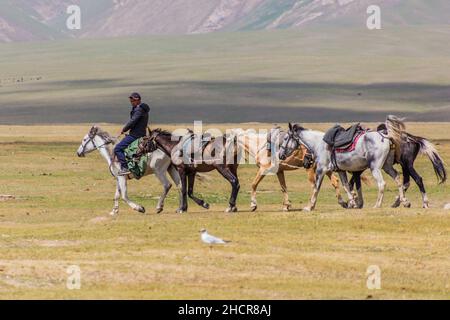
<box><xmin>282</xmin><ymin>130</ymin><xmax>314</xmax><ymax>159</ymax></box>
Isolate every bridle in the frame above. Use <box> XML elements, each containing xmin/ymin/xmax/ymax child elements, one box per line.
<box><xmin>281</xmin><ymin>129</ymin><xmax>313</xmax><ymax>159</ymax></box>
<box><xmin>79</xmin><ymin>133</ymin><xmax>115</xmax><ymax>156</ymax></box>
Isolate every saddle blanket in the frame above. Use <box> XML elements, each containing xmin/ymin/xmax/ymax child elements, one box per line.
<box><xmin>124</xmin><ymin>138</ymin><xmax>148</xmax><ymax>179</ymax></box>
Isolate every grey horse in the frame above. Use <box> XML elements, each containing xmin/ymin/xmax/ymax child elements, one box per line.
<box><xmin>279</xmin><ymin>116</ymin><xmax>408</xmax><ymax>211</ymax></box>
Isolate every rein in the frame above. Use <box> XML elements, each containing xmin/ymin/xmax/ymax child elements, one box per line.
<box><xmin>284</xmin><ymin>131</ymin><xmax>314</xmax><ymax>159</ymax></box>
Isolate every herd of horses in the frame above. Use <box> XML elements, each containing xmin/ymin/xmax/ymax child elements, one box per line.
<box><xmin>76</xmin><ymin>116</ymin><xmax>447</xmax><ymax>215</ymax></box>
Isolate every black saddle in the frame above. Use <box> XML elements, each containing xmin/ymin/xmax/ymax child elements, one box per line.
<box><xmin>323</xmin><ymin>123</ymin><xmax>363</xmax><ymax>149</ymax></box>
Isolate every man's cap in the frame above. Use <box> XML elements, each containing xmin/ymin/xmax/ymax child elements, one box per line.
<box><xmin>129</xmin><ymin>92</ymin><xmax>141</xmax><ymax>100</ymax></box>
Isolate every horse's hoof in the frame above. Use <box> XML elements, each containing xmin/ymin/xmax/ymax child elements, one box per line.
<box><xmin>203</xmin><ymin>203</ymin><xmax>210</xmax><ymax>210</ymax></box>
<box><xmin>156</xmin><ymin>208</ymin><xmax>163</xmax><ymax>214</ymax></box>
<box><xmin>225</xmin><ymin>206</ymin><xmax>238</xmax><ymax>213</ymax></box>
<box><xmin>250</xmin><ymin>205</ymin><xmax>257</xmax><ymax>212</ymax></box>
<box><xmin>348</xmin><ymin>201</ymin><xmax>357</xmax><ymax>209</ymax></box>
<box><xmin>137</xmin><ymin>206</ymin><xmax>146</xmax><ymax>214</ymax></box>
<box><xmin>340</xmin><ymin>202</ymin><xmax>348</xmax><ymax>209</ymax></box>
<box><xmin>282</xmin><ymin>206</ymin><xmax>290</xmax><ymax>212</ymax></box>
<box><xmin>176</xmin><ymin>209</ymin><xmax>186</xmax><ymax>214</ymax></box>
<box><xmin>109</xmin><ymin>211</ymin><xmax>118</xmax><ymax>216</ymax></box>
<box><xmin>403</xmin><ymin>201</ymin><xmax>411</xmax><ymax>208</ymax></box>
<box><xmin>391</xmin><ymin>198</ymin><xmax>401</xmax><ymax>208</ymax></box>
<box><xmin>302</xmin><ymin>207</ymin><xmax>312</xmax><ymax>212</ymax></box>
<box><xmin>423</xmin><ymin>203</ymin><xmax>429</xmax><ymax>209</ymax></box>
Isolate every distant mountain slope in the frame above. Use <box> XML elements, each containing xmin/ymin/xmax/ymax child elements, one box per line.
<box><xmin>1</xmin><ymin>0</ymin><xmax>449</xmax><ymax>42</ymax></box>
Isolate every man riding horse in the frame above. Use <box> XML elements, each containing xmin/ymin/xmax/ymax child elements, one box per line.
<box><xmin>114</xmin><ymin>92</ymin><xmax>150</xmax><ymax>176</ymax></box>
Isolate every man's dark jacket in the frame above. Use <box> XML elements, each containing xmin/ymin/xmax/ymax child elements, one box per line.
<box><xmin>123</xmin><ymin>103</ymin><xmax>150</xmax><ymax>138</ymax></box>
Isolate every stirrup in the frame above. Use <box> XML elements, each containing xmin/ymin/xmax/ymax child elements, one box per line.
<box><xmin>117</xmin><ymin>168</ymin><xmax>131</xmax><ymax>176</ymax></box>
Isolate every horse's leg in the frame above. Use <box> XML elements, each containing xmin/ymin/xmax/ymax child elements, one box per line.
<box><xmin>392</xmin><ymin>163</ymin><xmax>409</xmax><ymax>208</ymax></box>
<box><xmin>177</xmin><ymin>168</ymin><xmax>188</xmax><ymax>213</ymax></box>
<box><xmin>304</xmin><ymin>167</ymin><xmax>326</xmax><ymax>212</ymax></box>
<box><xmin>349</xmin><ymin>173</ymin><xmax>355</xmax><ymax>192</ymax></box>
<box><xmin>153</xmin><ymin>168</ymin><xmax>172</xmax><ymax>214</ymax></box>
<box><xmin>383</xmin><ymin>159</ymin><xmax>410</xmax><ymax>208</ymax></box>
<box><xmin>347</xmin><ymin>172</ymin><xmax>363</xmax><ymax>208</ymax></box>
<box><xmin>216</xmin><ymin>165</ymin><xmax>240</xmax><ymax>213</ymax></box>
<box><xmin>337</xmin><ymin>171</ymin><xmax>357</xmax><ymax>209</ymax></box>
<box><xmin>250</xmin><ymin>167</ymin><xmax>266</xmax><ymax>212</ymax></box>
<box><xmin>407</xmin><ymin>164</ymin><xmax>428</xmax><ymax>208</ymax></box>
<box><xmin>326</xmin><ymin>171</ymin><xmax>347</xmax><ymax>208</ymax></box>
<box><xmin>187</xmin><ymin>173</ymin><xmax>210</xmax><ymax>209</ymax></box>
<box><xmin>353</xmin><ymin>172</ymin><xmax>364</xmax><ymax>209</ymax></box>
<box><xmin>168</xmin><ymin>165</ymin><xmax>184</xmax><ymax>213</ymax></box>
<box><xmin>110</xmin><ymin>179</ymin><xmax>121</xmax><ymax>216</ymax></box>
<box><xmin>371</xmin><ymin>167</ymin><xmax>386</xmax><ymax>209</ymax></box>
<box><xmin>117</xmin><ymin>176</ymin><xmax>145</xmax><ymax>213</ymax></box>
<box><xmin>307</xmin><ymin>168</ymin><xmax>316</xmax><ymax>187</ymax></box>
<box><xmin>228</xmin><ymin>165</ymin><xmax>240</xmax><ymax>212</ymax></box>
<box><xmin>348</xmin><ymin>173</ymin><xmax>358</xmax><ymax>199</ymax></box>
<box><xmin>276</xmin><ymin>171</ymin><xmax>291</xmax><ymax>212</ymax></box>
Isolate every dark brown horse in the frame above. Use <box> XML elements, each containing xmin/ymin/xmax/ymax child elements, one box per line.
<box><xmin>137</xmin><ymin>129</ymin><xmax>240</xmax><ymax>213</ymax></box>
<box><xmin>350</xmin><ymin>124</ymin><xmax>447</xmax><ymax>208</ymax></box>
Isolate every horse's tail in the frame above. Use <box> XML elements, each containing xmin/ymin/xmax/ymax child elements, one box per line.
<box><xmin>385</xmin><ymin>115</ymin><xmax>406</xmax><ymax>161</ymax></box>
<box><xmin>413</xmin><ymin>136</ymin><xmax>447</xmax><ymax>184</ymax></box>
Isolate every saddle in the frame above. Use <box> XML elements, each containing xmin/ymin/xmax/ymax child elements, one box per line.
<box><xmin>323</xmin><ymin>123</ymin><xmax>365</xmax><ymax>170</ymax></box>
<box><xmin>179</xmin><ymin>131</ymin><xmax>213</xmax><ymax>164</ymax></box>
<box><xmin>323</xmin><ymin>123</ymin><xmax>364</xmax><ymax>149</ymax></box>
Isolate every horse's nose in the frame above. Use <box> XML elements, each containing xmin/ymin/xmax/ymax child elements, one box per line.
<box><xmin>77</xmin><ymin>151</ymin><xmax>85</xmax><ymax>158</ymax></box>
<box><xmin>279</xmin><ymin>154</ymin><xmax>286</xmax><ymax>161</ymax></box>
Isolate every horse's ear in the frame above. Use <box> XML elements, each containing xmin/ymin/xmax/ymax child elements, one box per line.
<box><xmin>147</xmin><ymin>126</ymin><xmax>151</xmax><ymax>136</ymax></box>
<box><xmin>288</xmin><ymin>122</ymin><xmax>293</xmax><ymax>131</ymax></box>
<box><xmin>89</xmin><ymin>125</ymin><xmax>98</xmax><ymax>137</ymax></box>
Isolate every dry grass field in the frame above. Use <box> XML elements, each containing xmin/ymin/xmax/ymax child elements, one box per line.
<box><xmin>0</xmin><ymin>122</ymin><xmax>448</xmax><ymax>299</ymax></box>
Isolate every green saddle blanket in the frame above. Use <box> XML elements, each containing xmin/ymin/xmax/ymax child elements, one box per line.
<box><xmin>124</xmin><ymin>138</ymin><xmax>148</xmax><ymax>179</ymax></box>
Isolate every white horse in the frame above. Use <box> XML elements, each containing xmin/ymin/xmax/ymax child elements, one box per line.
<box><xmin>279</xmin><ymin>116</ymin><xmax>409</xmax><ymax>211</ymax></box>
<box><xmin>76</xmin><ymin>126</ymin><xmax>182</xmax><ymax>215</ymax></box>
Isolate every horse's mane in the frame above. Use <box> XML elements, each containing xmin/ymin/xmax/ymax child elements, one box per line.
<box><xmin>152</xmin><ymin>128</ymin><xmax>173</xmax><ymax>137</ymax></box>
<box><xmin>292</xmin><ymin>123</ymin><xmax>306</xmax><ymax>132</ymax></box>
<box><xmin>93</xmin><ymin>126</ymin><xmax>117</xmax><ymax>144</ymax></box>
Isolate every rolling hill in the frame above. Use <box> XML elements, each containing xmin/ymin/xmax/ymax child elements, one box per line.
<box><xmin>0</xmin><ymin>0</ymin><xmax>449</xmax><ymax>42</ymax></box>
<box><xmin>1</xmin><ymin>25</ymin><xmax>450</xmax><ymax>124</ymax></box>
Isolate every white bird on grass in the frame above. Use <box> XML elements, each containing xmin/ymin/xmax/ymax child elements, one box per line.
<box><xmin>200</xmin><ymin>229</ymin><xmax>231</xmax><ymax>245</ymax></box>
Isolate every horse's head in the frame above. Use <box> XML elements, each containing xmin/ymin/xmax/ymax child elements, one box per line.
<box><xmin>77</xmin><ymin>126</ymin><xmax>114</xmax><ymax>157</ymax></box>
<box><xmin>279</xmin><ymin>122</ymin><xmax>303</xmax><ymax>161</ymax></box>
